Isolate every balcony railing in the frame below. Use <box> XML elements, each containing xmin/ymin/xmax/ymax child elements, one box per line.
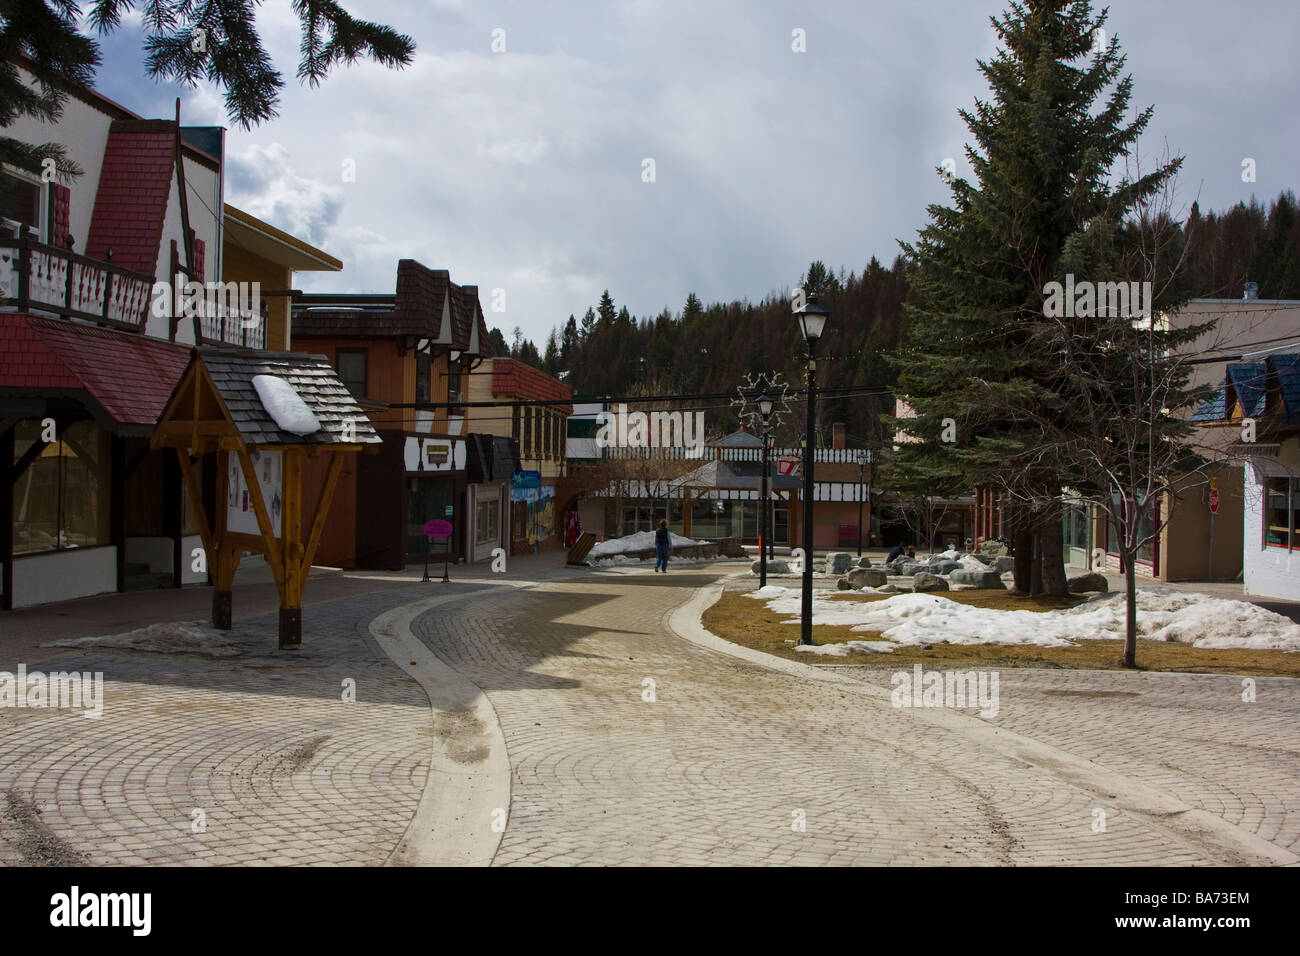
<box><xmin>197</xmin><ymin>296</ymin><xmax>268</xmax><ymax>350</ymax></box>
<box><xmin>0</xmin><ymin>238</ymin><xmax>152</xmax><ymax>331</ymax></box>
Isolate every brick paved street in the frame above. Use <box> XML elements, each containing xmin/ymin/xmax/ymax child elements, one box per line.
<box><xmin>1</xmin><ymin>559</ymin><xmax>1297</xmax><ymax>866</ymax></box>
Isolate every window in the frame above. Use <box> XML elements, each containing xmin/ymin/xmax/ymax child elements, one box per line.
<box><xmin>1062</xmin><ymin>502</ymin><xmax>1089</xmax><ymax>552</ymax></box>
<box><xmin>512</xmin><ymin>405</ymin><xmax>520</xmax><ymax>441</ymax></box>
<box><xmin>12</xmin><ymin>420</ymin><xmax>110</xmax><ymax>554</ymax></box>
<box><xmin>415</xmin><ymin>351</ymin><xmax>430</xmax><ymax>404</ymax></box>
<box><xmin>336</xmin><ymin>349</ymin><xmax>367</xmax><ymax>399</ymax></box>
<box><xmin>447</xmin><ymin>361</ymin><xmax>462</xmax><ymax>406</ymax></box>
<box><xmin>475</xmin><ymin>497</ymin><xmax>499</xmax><ymax>545</ymax></box>
<box><xmin>0</xmin><ymin>170</ymin><xmax>43</xmax><ymax>236</ymax></box>
<box><xmin>523</xmin><ymin>408</ymin><xmax>532</xmax><ymax>458</ymax></box>
<box><xmin>1265</xmin><ymin>477</ymin><xmax>1292</xmax><ymax>549</ymax></box>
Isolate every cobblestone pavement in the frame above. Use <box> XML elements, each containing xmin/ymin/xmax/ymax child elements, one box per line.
<box><xmin>414</xmin><ymin>568</ymin><xmax>1299</xmax><ymax>866</ymax></box>
<box><xmin>0</xmin><ymin>582</ymin><xmax>493</xmax><ymax>866</ymax></box>
<box><xmin>3</xmin><ymin>558</ymin><xmax>1296</xmax><ymax>866</ymax></box>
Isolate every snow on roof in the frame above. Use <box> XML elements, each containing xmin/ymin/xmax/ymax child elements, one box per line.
<box><xmin>252</xmin><ymin>374</ymin><xmax>322</xmax><ymax>436</ymax></box>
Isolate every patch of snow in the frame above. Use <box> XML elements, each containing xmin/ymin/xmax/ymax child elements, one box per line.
<box><xmin>745</xmin><ymin>584</ymin><xmax>1300</xmax><ymax>652</ymax></box>
<box><xmin>252</xmin><ymin>374</ymin><xmax>321</xmax><ymax>436</ymax></box>
<box><xmin>957</xmin><ymin>554</ymin><xmax>987</xmax><ymax>572</ymax></box>
<box><xmin>795</xmin><ymin>640</ymin><xmax>895</xmax><ymax>656</ymax></box>
<box><xmin>589</xmin><ymin>530</ymin><xmax>699</xmax><ymax>558</ymax></box>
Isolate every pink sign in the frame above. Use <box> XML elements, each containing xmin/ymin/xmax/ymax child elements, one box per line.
<box><xmin>424</xmin><ymin>519</ymin><xmax>453</xmax><ymax>540</ymax></box>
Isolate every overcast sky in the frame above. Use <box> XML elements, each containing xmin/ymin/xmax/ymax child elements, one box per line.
<box><xmin>91</xmin><ymin>0</ymin><xmax>1300</xmax><ymax>345</ymax></box>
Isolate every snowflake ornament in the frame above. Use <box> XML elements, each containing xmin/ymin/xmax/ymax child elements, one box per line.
<box><xmin>731</xmin><ymin>372</ymin><xmax>796</xmax><ymax>434</ymax></box>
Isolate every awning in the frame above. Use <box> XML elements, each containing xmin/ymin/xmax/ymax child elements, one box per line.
<box><xmin>0</xmin><ymin>313</ymin><xmax>190</xmax><ymax>435</ymax></box>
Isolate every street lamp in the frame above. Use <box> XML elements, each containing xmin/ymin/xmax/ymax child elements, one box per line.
<box><xmin>795</xmin><ymin>294</ymin><xmax>829</xmax><ymax>646</ymax></box>
<box><xmin>856</xmin><ymin>450</ymin><xmax>869</xmax><ymax>557</ymax></box>
<box><xmin>758</xmin><ymin>393</ymin><xmax>774</xmax><ymax>587</ymax></box>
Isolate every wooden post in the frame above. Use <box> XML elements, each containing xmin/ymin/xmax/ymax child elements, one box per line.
<box><xmin>111</xmin><ymin>436</ymin><xmax>125</xmax><ymax>592</ymax></box>
<box><xmin>279</xmin><ymin>448</ymin><xmax>304</xmax><ymax>649</ymax></box>
<box><xmin>1</xmin><ymin>423</ymin><xmax>13</xmax><ymax>611</ymax></box>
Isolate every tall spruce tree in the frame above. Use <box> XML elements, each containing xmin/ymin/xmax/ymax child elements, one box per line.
<box><xmin>888</xmin><ymin>0</ymin><xmax>1181</xmax><ymax>596</ymax></box>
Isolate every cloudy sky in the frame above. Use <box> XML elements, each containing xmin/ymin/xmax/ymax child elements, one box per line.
<box><xmin>90</xmin><ymin>0</ymin><xmax>1300</xmax><ymax>345</ymax></box>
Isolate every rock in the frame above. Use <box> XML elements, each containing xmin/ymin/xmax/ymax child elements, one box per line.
<box><xmin>874</xmin><ymin>584</ymin><xmax>901</xmax><ymax>593</ymax></box>
<box><xmin>1068</xmin><ymin>572</ymin><xmax>1108</xmax><ymax>593</ymax></box>
<box><xmin>824</xmin><ymin>551</ymin><xmax>855</xmax><ymax>575</ymax></box>
<box><xmin>901</xmin><ymin>561</ymin><xmax>926</xmax><ymax>576</ymax></box>
<box><xmin>966</xmin><ymin>552</ymin><xmax>992</xmax><ymax>565</ymax></box>
<box><xmin>752</xmin><ymin>559</ymin><xmax>790</xmax><ymax>574</ymax></box>
<box><xmin>992</xmin><ymin>556</ymin><xmax>1014</xmax><ymax>574</ymax></box>
<box><xmin>950</xmin><ymin>568</ymin><xmax>1006</xmax><ymax>589</ymax></box>
<box><xmin>835</xmin><ymin>576</ymin><xmax>853</xmax><ymax>590</ymax></box>
<box><xmin>913</xmin><ymin>571</ymin><xmax>950</xmax><ymax>592</ymax></box>
<box><xmin>847</xmin><ymin>567</ymin><xmax>888</xmax><ymax>589</ymax></box>
<box><xmin>930</xmin><ymin>560</ymin><xmax>960</xmax><ymax>575</ymax></box>
<box><xmin>978</xmin><ymin>540</ymin><xmax>1009</xmax><ymax>557</ymax></box>
<box><xmin>856</xmin><ymin>556</ymin><xmax>873</xmax><ymax>568</ymax></box>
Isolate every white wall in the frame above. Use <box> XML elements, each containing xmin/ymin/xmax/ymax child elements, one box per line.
<box><xmin>12</xmin><ymin>547</ymin><xmax>117</xmax><ymax>608</ymax></box>
<box><xmin>124</xmin><ymin>534</ymin><xmax>207</xmax><ymax>585</ymax></box>
<box><xmin>468</xmin><ymin>483</ymin><xmax>504</xmax><ymax>563</ymax></box>
<box><xmin>1242</xmin><ymin>445</ymin><xmax>1300</xmax><ymax>599</ymax></box>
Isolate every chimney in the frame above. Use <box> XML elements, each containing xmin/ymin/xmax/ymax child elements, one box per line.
<box><xmin>832</xmin><ymin>422</ymin><xmax>846</xmax><ymax>450</ymax></box>
<box><xmin>1244</xmin><ymin>281</ymin><xmax>1259</xmax><ymax>301</ymax></box>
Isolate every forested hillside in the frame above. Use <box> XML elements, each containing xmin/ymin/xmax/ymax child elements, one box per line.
<box><xmin>491</xmin><ymin>191</ymin><xmax>1300</xmax><ymax>448</ymax></box>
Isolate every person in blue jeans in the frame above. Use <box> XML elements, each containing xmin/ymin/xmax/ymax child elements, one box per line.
<box><xmin>654</xmin><ymin>520</ymin><xmax>671</xmax><ymax>572</ymax></box>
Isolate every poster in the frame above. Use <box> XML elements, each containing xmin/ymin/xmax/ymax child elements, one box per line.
<box><xmin>509</xmin><ymin>481</ymin><xmax>555</xmax><ymax>544</ymax></box>
<box><xmin>227</xmin><ymin>449</ymin><xmax>283</xmax><ymax>537</ymax></box>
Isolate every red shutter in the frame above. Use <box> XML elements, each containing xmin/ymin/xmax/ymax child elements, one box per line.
<box><xmin>52</xmin><ymin>184</ymin><xmax>71</xmax><ymax>248</ymax></box>
<box><xmin>192</xmin><ymin>237</ymin><xmax>205</xmax><ymax>283</ymax></box>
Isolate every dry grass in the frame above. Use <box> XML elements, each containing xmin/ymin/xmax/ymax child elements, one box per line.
<box><xmin>702</xmin><ymin>588</ymin><xmax>1300</xmax><ymax>677</ymax></box>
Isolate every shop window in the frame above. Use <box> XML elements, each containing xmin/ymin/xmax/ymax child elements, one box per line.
<box><xmin>476</xmin><ymin>497</ymin><xmax>499</xmax><ymax>545</ymax></box>
<box><xmin>1266</xmin><ymin>477</ymin><xmax>1292</xmax><ymax>549</ymax></box>
<box><xmin>12</xmin><ymin>420</ymin><xmax>110</xmax><ymax>554</ymax></box>
<box><xmin>447</xmin><ymin>362</ymin><xmax>462</xmax><ymax>406</ymax></box>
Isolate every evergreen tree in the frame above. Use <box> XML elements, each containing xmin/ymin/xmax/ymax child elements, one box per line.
<box><xmin>560</xmin><ymin>315</ymin><xmax>580</xmax><ymax>366</ymax></box>
<box><xmin>887</xmin><ymin>0</ymin><xmax>1181</xmax><ymax>596</ymax></box>
<box><xmin>543</xmin><ymin>329</ymin><xmax>561</xmax><ymax>375</ymax></box>
<box><xmin>580</xmin><ymin>307</ymin><xmax>596</xmax><ymax>340</ymax></box>
<box><xmin>486</xmin><ymin>327</ymin><xmax>508</xmax><ymax>357</ymax></box>
<box><xmin>597</xmin><ymin>289</ymin><xmax>617</xmax><ymax>328</ymax></box>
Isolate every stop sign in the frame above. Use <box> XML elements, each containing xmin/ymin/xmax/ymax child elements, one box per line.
<box><xmin>1209</xmin><ymin>489</ymin><xmax>1221</xmax><ymax>514</ymax></box>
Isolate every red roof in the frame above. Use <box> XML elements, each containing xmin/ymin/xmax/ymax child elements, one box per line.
<box><xmin>84</xmin><ymin>121</ymin><xmax>176</xmax><ymax>278</ymax></box>
<box><xmin>492</xmin><ymin>358</ymin><xmax>572</xmax><ymax>413</ymax></box>
<box><xmin>0</xmin><ymin>314</ymin><xmax>190</xmax><ymax>432</ymax></box>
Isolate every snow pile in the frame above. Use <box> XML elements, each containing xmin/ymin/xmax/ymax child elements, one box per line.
<box><xmin>252</xmin><ymin>375</ymin><xmax>321</xmax><ymax>436</ymax></box>
<box><xmin>794</xmin><ymin>640</ymin><xmax>895</xmax><ymax>656</ymax></box>
<box><xmin>958</xmin><ymin>554</ymin><xmax>988</xmax><ymax>572</ymax></box>
<box><xmin>41</xmin><ymin>621</ymin><xmax>273</xmax><ymax>658</ymax></box>
<box><xmin>745</xmin><ymin>585</ymin><xmax>1300</xmax><ymax>652</ymax></box>
<box><xmin>589</xmin><ymin>530</ymin><xmax>699</xmax><ymax>558</ymax></box>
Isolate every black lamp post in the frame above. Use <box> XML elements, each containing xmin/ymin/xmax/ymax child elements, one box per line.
<box><xmin>796</xmin><ymin>294</ymin><xmax>829</xmax><ymax>646</ymax></box>
<box><xmin>856</xmin><ymin>451</ymin><xmax>866</xmax><ymax>556</ymax></box>
<box><xmin>758</xmin><ymin>393</ymin><xmax>774</xmax><ymax>588</ymax></box>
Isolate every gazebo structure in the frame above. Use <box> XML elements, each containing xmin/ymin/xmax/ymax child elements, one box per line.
<box><xmin>152</xmin><ymin>348</ymin><xmax>380</xmax><ymax>648</ymax></box>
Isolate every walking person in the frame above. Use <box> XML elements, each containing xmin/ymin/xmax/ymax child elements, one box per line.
<box><xmin>654</xmin><ymin>519</ymin><xmax>671</xmax><ymax>573</ymax></box>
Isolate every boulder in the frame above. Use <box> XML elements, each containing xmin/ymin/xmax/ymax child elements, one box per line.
<box><xmin>978</xmin><ymin>540</ymin><xmax>1009</xmax><ymax>557</ymax></box>
<box><xmin>752</xmin><ymin>559</ymin><xmax>790</xmax><ymax>574</ymax></box>
<box><xmin>847</xmin><ymin>567</ymin><xmax>888</xmax><ymax>589</ymax></box>
<box><xmin>930</xmin><ymin>559</ymin><xmax>960</xmax><ymax>575</ymax></box>
<box><xmin>965</xmin><ymin>552</ymin><xmax>992</xmax><ymax>566</ymax></box>
<box><xmin>1068</xmin><ymin>572</ymin><xmax>1109</xmax><ymax>594</ymax></box>
<box><xmin>901</xmin><ymin>561</ymin><xmax>926</xmax><ymax>576</ymax></box>
<box><xmin>835</xmin><ymin>576</ymin><xmax>853</xmax><ymax>590</ymax></box>
<box><xmin>992</xmin><ymin>556</ymin><xmax>1014</xmax><ymax>574</ymax></box>
<box><xmin>824</xmin><ymin>551</ymin><xmax>855</xmax><ymax>575</ymax></box>
<box><xmin>950</xmin><ymin>568</ymin><xmax>1007</xmax><ymax>589</ymax></box>
<box><xmin>874</xmin><ymin>583</ymin><xmax>901</xmax><ymax>594</ymax></box>
<box><xmin>856</xmin><ymin>556</ymin><xmax>873</xmax><ymax>568</ymax></box>
<box><xmin>913</xmin><ymin>571</ymin><xmax>950</xmax><ymax>592</ymax></box>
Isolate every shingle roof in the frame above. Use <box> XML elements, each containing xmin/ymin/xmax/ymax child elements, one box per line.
<box><xmin>84</xmin><ymin>120</ymin><xmax>176</xmax><ymax>278</ymax></box>
<box><xmin>1190</xmin><ymin>386</ymin><xmax>1228</xmax><ymax>422</ymax></box>
<box><xmin>197</xmin><ymin>348</ymin><xmax>382</xmax><ymax>446</ymax></box>
<box><xmin>0</xmin><ymin>313</ymin><xmax>190</xmax><ymax>433</ymax></box>
<box><xmin>491</xmin><ymin>358</ymin><xmax>572</xmax><ymax>412</ymax></box>
<box><xmin>1270</xmin><ymin>354</ymin><xmax>1300</xmax><ymax>422</ymax></box>
<box><xmin>714</xmin><ymin>428</ymin><xmax>763</xmax><ymax>448</ymax></box>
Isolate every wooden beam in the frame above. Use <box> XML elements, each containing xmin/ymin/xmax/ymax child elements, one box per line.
<box><xmin>301</xmin><ymin>451</ymin><xmax>344</xmax><ymax>577</ymax></box>
<box><xmin>235</xmin><ymin>447</ymin><xmax>284</xmax><ymax>595</ymax></box>
<box><xmin>280</xmin><ymin>447</ymin><xmax>305</xmax><ymax>650</ymax></box>
<box><xmin>174</xmin><ymin>448</ymin><xmax>215</xmax><ymax>563</ymax></box>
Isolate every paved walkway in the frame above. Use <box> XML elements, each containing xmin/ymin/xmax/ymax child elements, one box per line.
<box><xmin>1</xmin><ymin>557</ymin><xmax>1296</xmax><ymax>865</ymax></box>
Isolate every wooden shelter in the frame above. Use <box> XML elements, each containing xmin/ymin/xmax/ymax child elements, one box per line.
<box><xmin>151</xmin><ymin>348</ymin><xmax>381</xmax><ymax>648</ymax></box>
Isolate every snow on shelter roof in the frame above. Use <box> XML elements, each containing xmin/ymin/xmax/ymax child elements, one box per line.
<box><xmin>197</xmin><ymin>348</ymin><xmax>382</xmax><ymax>446</ymax></box>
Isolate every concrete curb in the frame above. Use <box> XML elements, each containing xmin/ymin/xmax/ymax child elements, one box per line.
<box><xmin>369</xmin><ymin>590</ymin><xmax>514</xmax><ymax>867</ymax></box>
<box><xmin>668</xmin><ymin>579</ymin><xmax>1300</xmax><ymax>867</ymax></box>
